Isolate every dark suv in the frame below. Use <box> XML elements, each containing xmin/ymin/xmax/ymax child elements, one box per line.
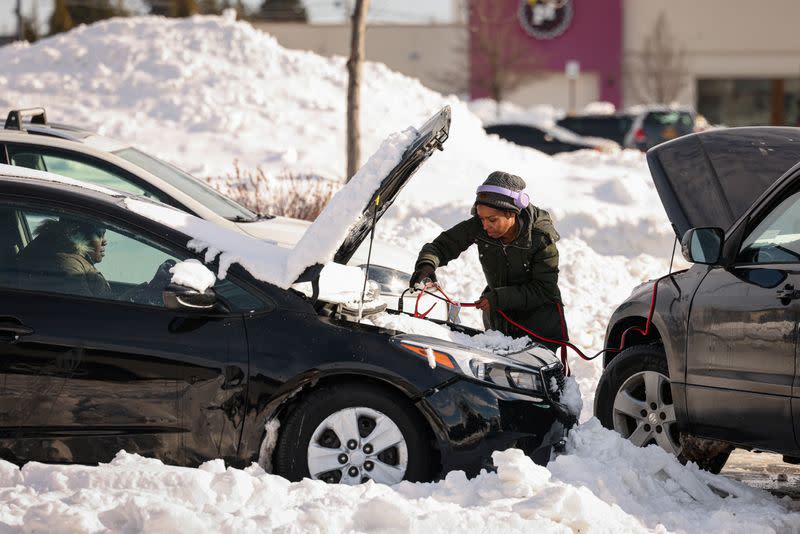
<box><xmin>594</xmin><ymin>127</ymin><xmax>800</xmax><ymax>472</ymax></box>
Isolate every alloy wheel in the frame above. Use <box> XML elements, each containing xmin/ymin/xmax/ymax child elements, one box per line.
<box><xmin>612</xmin><ymin>370</ymin><xmax>682</xmax><ymax>456</ymax></box>
<box><xmin>307</xmin><ymin>406</ymin><xmax>408</xmax><ymax>485</ymax></box>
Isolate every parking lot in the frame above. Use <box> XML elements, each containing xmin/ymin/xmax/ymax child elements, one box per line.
<box><xmin>723</xmin><ymin>450</ymin><xmax>800</xmax><ymax>502</ymax></box>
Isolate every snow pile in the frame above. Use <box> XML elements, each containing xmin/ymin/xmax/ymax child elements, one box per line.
<box><xmin>1</xmin><ymin>423</ymin><xmax>797</xmax><ymax>533</ymax></box>
<box><xmin>468</xmin><ymin>98</ymin><xmax>563</xmax><ymax>128</ymax></box>
<box><xmin>2</xmin><ymin>15</ymin><xmax>788</xmax><ymax>531</ymax></box>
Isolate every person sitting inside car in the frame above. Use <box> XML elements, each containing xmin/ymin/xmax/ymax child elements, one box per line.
<box><xmin>16</xmin><ymin>217</ymin><xmax>111</xmax><ymax>298</ymax></box>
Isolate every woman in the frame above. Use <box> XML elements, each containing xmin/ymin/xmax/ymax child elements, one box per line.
<box><xmin>17</xmin><ymin>218</ymin><xmax>111</xmax><ymax>298</ymax></box>
<box><xmin>410</xmin><ymin>171</ymin><xmax>568</xmax><ymax>352</ymax></box>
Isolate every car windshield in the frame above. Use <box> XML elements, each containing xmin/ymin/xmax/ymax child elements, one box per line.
<box><xmin>112</xmin><ymin>147</ymin><xmax>257</xmax><ymax>221</ymax></box>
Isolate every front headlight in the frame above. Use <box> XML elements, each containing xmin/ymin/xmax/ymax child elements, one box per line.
<box><xmin>361</xmin><ymin>265</ymin><xmax>411</xmax><ymax>296</ymax></box>
<box><xmin>398</xmin><ymin>340</ymin><xmax>545</xmax><ymax>395</ymax></box>
<box><xmin>469</xmin><ymin>360</ymin><xmax>545</xmax><ymax>393</ymax></box>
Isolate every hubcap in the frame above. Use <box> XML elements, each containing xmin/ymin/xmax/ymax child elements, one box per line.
<box><xmin>307</xmin><ymin>407</ymin><xmax>408</xmax><ymax>485</ymax></box>
<box><xmin>612</xmin><ymin>370</ymin><xmax>682</xmax><ymax>456</ymax></box>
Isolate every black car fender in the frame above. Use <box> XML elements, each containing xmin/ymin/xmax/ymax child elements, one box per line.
<box><xmin>236</xmin><ymin>361</ymin><xmax>457</xmax><ymax>468</ymax></box>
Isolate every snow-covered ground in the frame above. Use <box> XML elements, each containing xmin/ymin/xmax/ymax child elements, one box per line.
<box><xmin>1</xmin><ymin>13</ymin><xmax>798</xmax><ymax>533</ymax></box>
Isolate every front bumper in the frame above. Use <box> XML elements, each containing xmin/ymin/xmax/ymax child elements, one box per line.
<box><xmin>417</xmin><ymin>378</ymin><xmax>574</xmax><ymax>478</ymax></box>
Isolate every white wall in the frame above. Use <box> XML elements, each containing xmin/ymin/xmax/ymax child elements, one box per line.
<box><xmin>506</xmin><ymin>72</ymin><xmax>600</xmax><ymax>112</ymax></box>
<box><xmin>251</xmin><ymin>23</ymin><xmax>469</xmax><ymax>97</ymax></box>
<box><xmin>623</xmin><ymin>0</ymin><xmax>800</xmax><ymax>107</ymax></box>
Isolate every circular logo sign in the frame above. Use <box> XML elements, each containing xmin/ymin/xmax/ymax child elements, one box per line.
<box><xmin>518</xmin><ymin>0</ymin><xmax>574</xmax><ymax>40</ymax></box>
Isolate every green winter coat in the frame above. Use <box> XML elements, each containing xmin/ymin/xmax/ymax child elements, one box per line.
<box><xmin>416</xmin><ymin>205</ymin><xmax>568</xmax><ymax>345</ymax></box>
<box><xmin>16</xmin><ymin>221</ymin><xmax>111</xmax><ymax>299</ymax></box>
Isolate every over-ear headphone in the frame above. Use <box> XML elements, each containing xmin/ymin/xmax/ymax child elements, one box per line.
<box><xmin>476</xmin><ymin>185</ymin><xmax>530</xmax><ymax>209</ymax></box>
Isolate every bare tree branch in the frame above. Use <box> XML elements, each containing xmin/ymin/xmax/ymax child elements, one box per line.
<box><xmin>469</xmin><ymin>1</ymin><xmax>547</xmax><ymax>104</ymax></box>
<box><xmin>626</xmin><ymin>12</ymin><xmax>689</xmax><ymax>104</ymax></box>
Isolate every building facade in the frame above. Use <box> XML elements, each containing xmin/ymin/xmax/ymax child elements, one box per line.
<box><xmin>470</xmin><ymin>0</ymin><xmax>800</xmax><ymax>126</ymax></box>
<box><xmin>254</xmin><ymin>0</ymin><xmax>800</xmax><ymax>126</ymax></box>
<box><xmin>251</xmin><ymin>22</ymin><xmax>470</xmax><ymax>97</ymax></box>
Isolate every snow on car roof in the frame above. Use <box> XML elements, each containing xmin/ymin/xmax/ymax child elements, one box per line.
<box><xmin>2</xmin><ymin>125</ymin><xmax>414</xmax><ymax>290</ymax></box>
<box><xmin>0</xmin><ymin>162</ymin><xmax>123</xmax><ymax>197</ymax></box>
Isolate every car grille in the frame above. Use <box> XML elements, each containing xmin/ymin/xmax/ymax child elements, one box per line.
<box><xmin>541</xmin><ymin>362</ymin><xmax>565</xmax><ymax>402</ymax></box>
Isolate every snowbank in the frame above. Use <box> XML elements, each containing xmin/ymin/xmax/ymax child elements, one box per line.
<box><xmin>1</xmin><ymin>423</ymin><xmax>797</xmax><ymax>533</ymax></box>
<box><xmin>2</xmin><ymin>14</ymin><xmax>792</xmax><ymax>532</ymax></box>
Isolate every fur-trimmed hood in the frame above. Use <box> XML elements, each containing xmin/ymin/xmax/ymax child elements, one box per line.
<box><xmin>24</xmin><ymin>218</ymin><xmax>96</xmax><ymax>263</ymax></box>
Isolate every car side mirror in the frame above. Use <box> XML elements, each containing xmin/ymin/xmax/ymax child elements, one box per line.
<box><xmin>681</xmin><ymin>227</ymin><xmax>724</xmax><ymax>264</ymax></box>
<box><xmin>163</xmin><ymin>283</ymin><xmax>217</xmax><ymax>311</ymax></box>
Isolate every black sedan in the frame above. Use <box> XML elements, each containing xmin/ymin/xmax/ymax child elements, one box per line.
<box><xmin>594</xmin><ymin>127</ymin><xmax>800</xmax><ymax>472</ymax></box>
<box><xmin>0</xmin><ymin>108</ymin><xmax>573</xmax><ymax>485</ymax></box>
<box><xmin>485</xmin><ymin>123</ymin><xmax>619</xmax><ymax>155</ymax></box>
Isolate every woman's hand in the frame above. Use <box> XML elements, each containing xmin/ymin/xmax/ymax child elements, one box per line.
<box><xmin>474</xmin><ymin>296</ymin><xmax>491</xmax><ymax>312</ymax></box>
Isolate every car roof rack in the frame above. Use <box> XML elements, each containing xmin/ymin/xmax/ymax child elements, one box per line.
<box><xmin>4</xmin><ymin>107</ymin><xmax>48</xmax><ymax>131</ymax></box>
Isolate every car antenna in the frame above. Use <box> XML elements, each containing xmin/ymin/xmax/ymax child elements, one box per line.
<box><xmin>357</xmin><ymin>194</ymin><xmax>380</xmax><ymax>322</ymax></box>
<box><xmin>667</xmin><ymin>234</ymin><xmax>680</xmax><ymax>293</ymax></box>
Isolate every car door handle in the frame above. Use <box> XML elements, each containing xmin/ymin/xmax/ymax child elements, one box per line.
<box><xmin>776</xmin><ymin>285</ymin><xmax>800</xmax><ymax>301</ymax></box>
<box><xmin>0</xmin><ymin>320</ymin><xmax>34</xmax><ymax>343</ymax></box>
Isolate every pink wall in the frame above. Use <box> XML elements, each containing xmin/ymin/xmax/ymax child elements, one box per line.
<box><xmin>469</xmin><ymin>0</ymin><xmax>622</xmax><ymax>106</ymax></box>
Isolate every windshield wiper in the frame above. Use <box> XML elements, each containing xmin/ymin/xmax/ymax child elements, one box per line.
<box><xmin>227</xmin><ymin>213</ymin><xmax>275</xmax><ymax>222</ymax></box>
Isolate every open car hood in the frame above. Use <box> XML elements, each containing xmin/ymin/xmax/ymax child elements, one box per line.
<box><xmin>294</xmin><ymin>106</ymin><xmax>450</xmax><ymax>283</ymax></box>
<box><xmin>647</xmin><ymin>127</ymin><xmax>800</xmax><ymax>238</ymax></box>
<box><xmin>334</xmin><ymin>106</ymin><xmax>450</xmax><ymax>265</ymax></box>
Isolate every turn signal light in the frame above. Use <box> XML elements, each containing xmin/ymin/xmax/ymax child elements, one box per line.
<box><xmin>399</xmin><ymin>343</ymin><xmax>456</xmax><ymax>369</ymax></box>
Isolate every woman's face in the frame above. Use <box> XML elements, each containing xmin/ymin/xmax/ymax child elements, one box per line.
<box><xmin>476</xmin><ymin>205</ymin><xmax>517</xmax><ymax>240</ymax></box>
<box><xmin>89</xmin><ymin>232</ymin><xmax>107</xmax><ymax>264</ymax></box>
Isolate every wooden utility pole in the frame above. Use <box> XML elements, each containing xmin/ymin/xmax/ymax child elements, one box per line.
<box><xmin>346</xmin><ymin>0</ymin><xmax>369</xmax><ymax>182</ymax></box>
<box><xmin>16</xmin><ymin>0</ymin><xmax>24</xmax><ymax>41</ymax></box>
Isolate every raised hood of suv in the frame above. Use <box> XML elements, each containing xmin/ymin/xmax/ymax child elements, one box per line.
<box><xmin>647</xmin><ymin>127</ymin><xmax>800</xmax><ymax>238</ymax></box>
<box><xmin>293</xmin><ymin>106</ymin><xmax>450</xmax><ymax>282</ymax></box>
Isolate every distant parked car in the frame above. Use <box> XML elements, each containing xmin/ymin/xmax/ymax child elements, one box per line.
<box><xmin>557</xmin><ymin>107</ymin><xmax>696</xmax><ymax>151</ymax></box>
<box><xmin>0</xmin><ymin>108</ymin><xmax>432</xmax><ymax>316</ymax></box>
<box><xmin>484</xmin><ymin>123</ymin><xmax>619</xmax><ymax>155</ymax></box>
<box><xmin>555</xmin><ymin>113</ymin><xmax>634</xmax><ymax>147</ymax></box>
<box><xmin>594</xmin><ymin>127</ymin><xmax>800</xmax><ymax>473</ymax></box>
<box><xmin>0</xmin><ymin>106</ymin><xmax>573</xmax><ymax>485</ymax></box>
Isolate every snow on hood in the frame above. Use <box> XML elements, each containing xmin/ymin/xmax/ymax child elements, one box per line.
<box><xmin>124</xmin><ymin>128</ymin><xmax>415</xmax><ymax>288</ymax></box>
<box><xmin>286</xmin><ymin>128</ymin><xmax>416</xmax><ymax>278</ymax></box>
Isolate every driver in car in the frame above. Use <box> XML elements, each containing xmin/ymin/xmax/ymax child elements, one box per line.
<box><xmin>17</xmin><ymin>217</ymin><xmax>111</xmax><ymax>298</ymax></box>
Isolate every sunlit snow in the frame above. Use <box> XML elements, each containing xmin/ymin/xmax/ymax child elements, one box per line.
<box><xmin>1</xmin><ymin>13</ymin><xmax>797</xmax><ymax>533</ymax></box>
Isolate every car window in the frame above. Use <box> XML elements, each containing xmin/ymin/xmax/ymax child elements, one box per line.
<box><xmin>6</xmin><ymin>144</ymin><xmax>170</xmax><ymax>202</ymax></box>
<box><xmin>643</xmin><ymin>112</ymin><xmax>695</xmax><ymax>141</ymax></box>
<box><xmin>112</xmin><ymin>147</ymin><xmax>257</xmax><ymax>222</ymax></box>
<box><xmin>738</xmin><ymin>190</ymin><xmax>800</xmax><ymax>263</ymax></box>
<box><xmin>643</xmin><ymin>111</ymin><xmax>694</xmax><ymax>127</ymax></box>
<box><xmin>0</xmin><ymin>202</ymin><xmax>265</xmax><ymax>311</ymax></box>
<box><xmin>556</xmin><ymin>116</ymin><xmax>632</xmax><ymax>145</ymax></box>
<box><xmin>485</xmin><ymin>125</ymin><xmax>545</xmax><ymax>146</ymax></box>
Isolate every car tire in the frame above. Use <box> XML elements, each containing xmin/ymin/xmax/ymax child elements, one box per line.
<box><xmin>595</xmin><ymin>344</ymin><xmax>732</xmax><ymax>474</ymax></box>
<box><xmin>273</xmin><ymin>383</ymin><xmax>431</xmax><ymax>485</ymax></box>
